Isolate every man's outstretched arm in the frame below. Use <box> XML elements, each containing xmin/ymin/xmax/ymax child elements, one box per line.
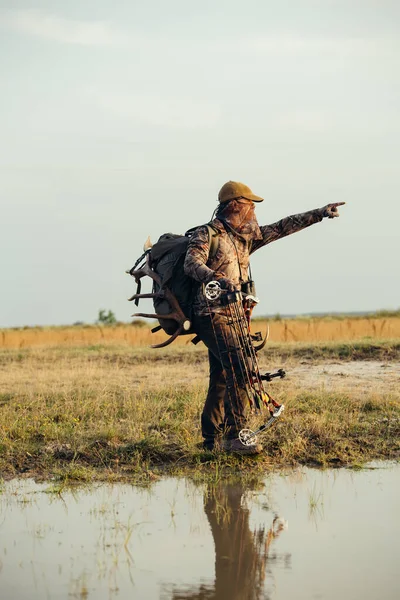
<box><xmin>251</xmin><ymin>202</ymin><xmax>345</xmax><ymax>253</ymax></box>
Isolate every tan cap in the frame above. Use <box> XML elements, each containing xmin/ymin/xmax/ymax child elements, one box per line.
<box><xmin>218</xmin><ymin>181</ymin><xmax>264</xmax><ymax>203</ymax></box>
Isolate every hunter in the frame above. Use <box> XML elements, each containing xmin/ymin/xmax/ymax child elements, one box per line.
<box><xmin>184</xmin><ymin>181</ymin><xmax>345</xmax><ymax>454</ymax></box>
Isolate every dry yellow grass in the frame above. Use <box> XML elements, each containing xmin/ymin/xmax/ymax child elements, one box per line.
<box><xmin>2</xmin><ymin>316</ymin><xmax>400</xmax><ymax>349</ymax></box>
<box><xmin>261</xmin><ymin>316</ymin><xmax>400</xmax><ymax>343</ymax></box>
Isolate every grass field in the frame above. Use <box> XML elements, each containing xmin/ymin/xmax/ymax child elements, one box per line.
<box><xmin>1</xmin><ymin>338</ymin><xmax>399</xmax><ymax>483</ymax></box>
<box><xmin>2</xmin><ymin>313</ymin><xmax>400</xmax><ymax>349</ymax></box>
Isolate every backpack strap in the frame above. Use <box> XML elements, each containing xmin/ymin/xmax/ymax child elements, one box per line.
<box><xmin>185</xmin><ymin>223</ymin><xmax>220</xmax><ymax>260</ymax></box>
<box><xmin>205</xmin><ymin>223</ymin><xmax>220</xmax><ymax>260</ymax></box>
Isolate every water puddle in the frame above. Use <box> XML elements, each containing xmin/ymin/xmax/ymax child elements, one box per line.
<box><xmin>0</xmin><ymin>464</ymin><xmax>398</xmax><ymax>599</ymax></box>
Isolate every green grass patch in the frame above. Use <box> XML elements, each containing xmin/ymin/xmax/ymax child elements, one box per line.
<box><xmin>0</xmin><ymin>342</ymin><xmax>398</xmax><ymax>483</ymax></box>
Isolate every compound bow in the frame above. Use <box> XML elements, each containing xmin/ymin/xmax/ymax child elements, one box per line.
<box><xmin>204</xmin><ymin>280</ymin><xmax>286</xmax><ymax>445</ymax></box>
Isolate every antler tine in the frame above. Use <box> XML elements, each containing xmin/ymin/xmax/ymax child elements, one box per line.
<box><xmin>132</xmin><ymin>311</ymin><xmax>186</xmax><ymax>322</ymax></box>
<box><xmin>151</xmin><ymin>325</ymin><xmax>184</xmax><ymax>349</ymax></box>
<box><xmin>130</xmin><ymin>261</ymin><xmax>162</xmax><ymax>287</ymax></box>
<box><xmin>128</xmin><ymin>292</ymin><xmax>159</xmax><ymax>302</ymax></box>
<box><xmin>143</xmin><ymin>236</ymin><xmax>152</xmax><ymax>251</ymax></box>
<box><xmin>253</xmin><ymin>325</ymin><xmax>269</xmax><ymax>352</ymax></box>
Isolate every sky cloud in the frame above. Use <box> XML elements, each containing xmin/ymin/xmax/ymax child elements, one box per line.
<box><xmin>272</xmin><ymin>110</ymin><xmax>330</xmax><ymax>132</ymax></box>
<box><xmin>92</xmin><ymin>89</ymin><xmax>221</xmax><ymax>130</ymax></box>
<box><xmin>0</xmin><ymin>9</ymin><xmax>128</xmax><ymax>46</ymax></box>
<box><xmin>221</xmin><ymin>33</ymin><xmax>399</xmax><ymax>60</ymax></box>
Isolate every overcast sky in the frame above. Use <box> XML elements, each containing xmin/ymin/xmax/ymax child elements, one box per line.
<box><xmin>1</xmin><ymin>0</ymin><xmax>399</xmax><ymax>327</ymax></box>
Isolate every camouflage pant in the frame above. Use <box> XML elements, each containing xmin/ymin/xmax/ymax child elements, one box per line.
<box><xmin>192</xmin><ymin>312</ymin><xmax>250</xmax><ymax>448</ymax></box>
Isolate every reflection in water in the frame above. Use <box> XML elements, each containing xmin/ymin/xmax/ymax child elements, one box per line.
<box><xmin>2</xmin><ymin>466</ymin><xmax>398</xmax><ymax>599</ymax></box>
<box><xmin>165</xmin><ymin>482</ymin><xmax>289</xmax><ymax>600</ymax></box>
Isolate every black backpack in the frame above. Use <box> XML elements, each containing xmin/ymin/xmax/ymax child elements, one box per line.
<box><xmin>127</xmin><ymin>224</ymin><xmax>219</xmax><ymax>346</ymax></box>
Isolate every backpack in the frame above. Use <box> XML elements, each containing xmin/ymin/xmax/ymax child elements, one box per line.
<box><xmin>127</xmin><ymin>224</ymin><xmax>220</xmax><ymax>344</ymax></box>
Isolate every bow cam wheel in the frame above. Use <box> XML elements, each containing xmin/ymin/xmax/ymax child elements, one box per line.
<box><xmin>239</xmin><ymin>429</ymin><xmax>257</xmax><ymax>446</ymax></box>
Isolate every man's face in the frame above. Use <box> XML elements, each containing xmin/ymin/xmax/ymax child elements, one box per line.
<box><xmin>234</xmin><ymin>198</ymin><xmax>256</xmax><ymax>222</ymax></box>
<box><xmin>220</xmin><ymin>197</ymin><xmax>257</xmax><ymax>229</ymax></box>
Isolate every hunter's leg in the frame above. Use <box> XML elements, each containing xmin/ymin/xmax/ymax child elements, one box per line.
<box><xmin>201</xmin><ymin>350</ymin><xmax>226</xmax><ymax>450</ymax></box>
<box><xmin>212</xmin><ymin>312</ymin><xmax>252</xmax><ymax>439</ymax></box>
<box><xmin>193</xmin><ymin>313</ymin><xmax>249</xmax><ymax>441</ymax></box>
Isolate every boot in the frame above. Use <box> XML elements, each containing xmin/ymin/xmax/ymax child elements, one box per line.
<box><xmin>223</xmin><ymin>438</ymin><xmax>263</xmax><ymax>455</ymax></box>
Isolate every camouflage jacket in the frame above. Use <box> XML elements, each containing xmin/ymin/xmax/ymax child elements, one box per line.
<box><xmin>183</xmin><ymin>208</ymin><xmax>325</xmax><ymax>315</ymax></box>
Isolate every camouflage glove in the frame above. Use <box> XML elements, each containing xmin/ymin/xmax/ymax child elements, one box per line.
<box><xmin>321</xmin><ymin>202</ymin><xmax>346</xmax><ymax>219</ymax></box>
<box><xmin>214</xmin><ymin>276</ymin><xmax>237</xmax><ymax>292</ymax></box>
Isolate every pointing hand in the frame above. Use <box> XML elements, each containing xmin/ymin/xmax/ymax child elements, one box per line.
<box><xmin>322</xmin><ymin>202</ymin><xmax>346</xmax><ymax>218</ymax></box>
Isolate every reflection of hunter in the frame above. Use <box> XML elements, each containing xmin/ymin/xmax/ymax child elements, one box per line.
<box><xmin>168</xmin><ymin>481</ymin><xmax>287</xmax><ymax>600</ymax></box>
<box><xmin>184</xmin><ymin>181</ymin><xmax>345</xmax><ymax>454</ymax></box>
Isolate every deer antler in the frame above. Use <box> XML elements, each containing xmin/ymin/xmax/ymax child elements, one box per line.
<box><xmin>128</xmin><ymin>253</ymin><xmax>191</xmax><ymax>347</ymax></box>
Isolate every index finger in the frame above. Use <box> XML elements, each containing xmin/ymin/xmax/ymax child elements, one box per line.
<box><xmin>333</xmin><ymin>202</ymin><xmax>346</xmax><ymax>206</ymax></box>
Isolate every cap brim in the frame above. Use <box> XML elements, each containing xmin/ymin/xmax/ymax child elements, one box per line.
<box><xmin>244</xmin><ymin>194</ymin><xmax>264</xmax><ymax>203</ymax></box>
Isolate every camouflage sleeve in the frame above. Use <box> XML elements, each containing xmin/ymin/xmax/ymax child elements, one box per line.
<box><xmin>251</xmin><ymin>208</ymin><xmax>325</xmax><ymax>253</ymax></box>
<box><xmin>183</xmin><ymin>226</ymin><xmax>215</xmax><ymax>283</ymax></box>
